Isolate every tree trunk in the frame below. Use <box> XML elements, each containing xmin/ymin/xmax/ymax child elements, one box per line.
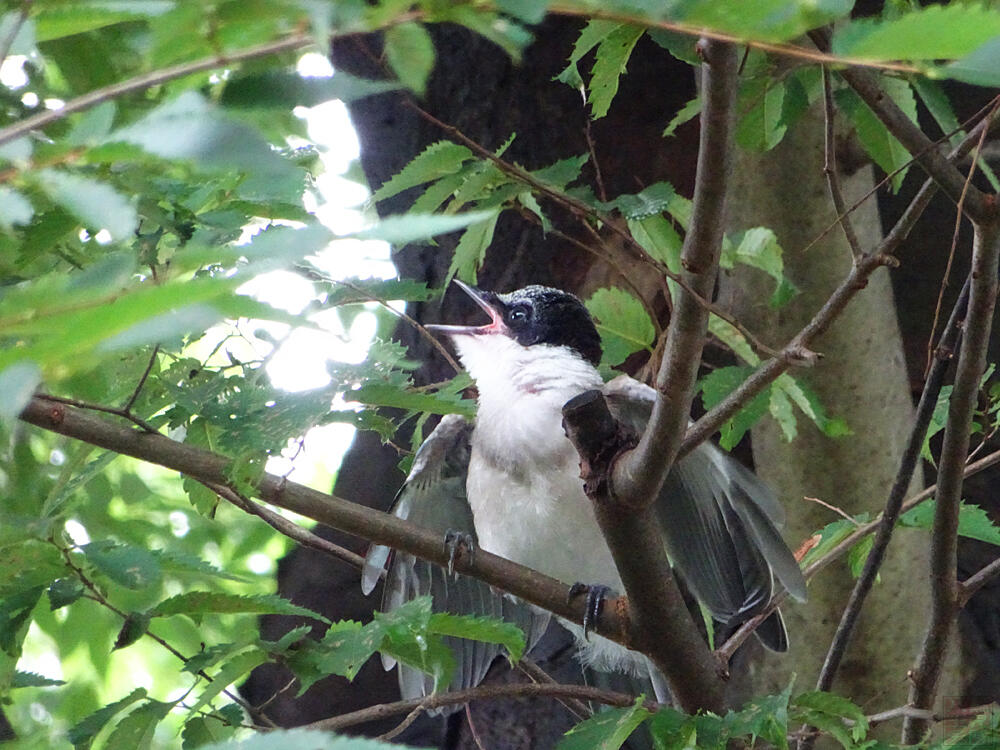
<box><xmin>723</xmin><ymin>103</ymin><xmax>959</xmax><ymax>719</ymax></box>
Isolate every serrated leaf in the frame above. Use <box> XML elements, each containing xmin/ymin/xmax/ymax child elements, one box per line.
<box><xmin>428</xmin><ymin>612</ymin><xmax>526</xmax><ymax>663</ymax></box>
<box><xmin>11</xmin><ymin>670</ymin><xmax>63</xmax><ymax>689</ymax></box>
<box><xmin>181</xmin><ymin>715</ymin><xmax>231</xmax><ymax>749</ymax></box>
<box><xmin>699</xmin><ymin>365</ymin><xmax>772</xmax><ymax>450</ymax></box>
<box><xmin>151</xmin><ymin>549</ymin><xmax>251</xmax><ymax>584</ymax></box>
<box><xmin>588</xmin><ymin>24</ymin><xmax>644</xmax><ymax>119</ymax></box>
<box><xmin>737</xmin><ymin>77</ymin><xmax>787</xmax><ymax>152</ymax></box>
<box><xmin>530</xmin><ymin>153</ymin><xmax>588</xmax><ymax>190</ymax></box>
<box><xmin>602</xmin><ymin>182</ymin><xmax>678</xmax><ymax>221</ymax></box>
<box><xmin>48</xmin><ymin>577</ymin><xmax>85</xmax><ymax>610</ymax></box>
<box><xmin>348</xmin><ymin>382</ymin><xmax>475</xmax><ymax>417</ymax></box>
<box><xmin>708</xmin><ymin>313</ymin><xmax>759</xmax><ymax>366</ymax></box>
<box><xmin>557</xmin><ymin>699</ymin><xmax>651</xmax><ymax>750</ymax></box>
<box><xmin>769</xmin><ymin>385</ymin><xmax>797</xmax><ymax>442</ymax></box>
<box><xmin>149</xmin><ymin>592</ymin><xmax>330</xmax><ymax>624</ymax></box>
<box><xmin>68</xmin><ymin>688</ymin><xmax>148</xmax><ymax>748</ymax></box>
<box><xmin>556</xmin><ymin>20</ymin><xmax>619</xmax><ymax>89</ymax></box>
<box><xmin>221</xmin><ymin>71</ymin><xmax>403</xmax><ymax>109</ymax></box>
<box><xmin>104</xmin><ymin>699</ymin><xmax>174</xmax><ymax>750</ymax></box>
<box><xmin>799</xmin><ymin>515</ymin><xmax>870</xmax><ymax>569</ymax></box>
<box><xmin>724</xmin><ymin>227</ymin><xmax>798</xmax><ymax>307</ymax></box>
<box><xmin>190</xmin><ymin>650</ymin><xmax>268</xmax><ymax>714</ymax></box>
<box><xmin>663</xmin><ymin>95</ymin><xmax>701</xmax><ymax>138</ymax></box>
<box><xmin>846</xmin><ymin>534</ymin><xmax>874</xmax><ymax>579</ymax></box>
<box><xmin>446</xmin><ymin>210</ymin><xmax>501</xmax><ymax>284</ymax></box>
<box><xmin>835</xmin><ymin>79</ymin><xmax>917</xmax><ymax>193</ymax></box>
<box><xmin>37</xmin><ymin>169</ymin><xmax>137</xmax><ymax>241</ymax></box>
<box><xmin>900</xmin><ymin>501</ymin><xmax>1000</xmax><ymax>547</ymax></box>
<box><xmin>832</xmin><ymin>5</ymin><xmax>1000</xmax><ymax>62</ymax></box>
<box><xmin>371</xmin><ymin>141</ymin><xmax>473</xmax><ymax>202</ymax></box>
<box><xmin>627</xmin><ymin>214</ymin><xmax>682</xmax><ymax>268</ymax></box>
<box><xmin>585</xmin><ymin>287</ymin><xmax>655</xmax><ymax>367</ymax></box>
<box><xmin>81</xmin><ymin>541</ymin><xmax>161</xmax><ymax>590</ymax></box>
<box><xmin>384</xmin><ymin>22</ymin><xmax>435</xmax><ymax>96</ymax></box>
<box><xmin>0</xmin><ymin>186</ymin><xmax>34</xmax><ymax>230</ymax></box>
<box><xmin>352</xmin><ymin>210</ymin><xmax>496</xmax><ymax>245</ymax></box>
<box><xmin>323</xmin><ymin>278</ymin><xmax>436</xmax><ymax>307</ymax></box>
<box><xmin>774</xmin><ymin>374</ymin><xmax>851</xmax><ymax>438</ymax></box>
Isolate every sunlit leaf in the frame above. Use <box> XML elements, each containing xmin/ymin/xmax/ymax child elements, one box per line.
<box><xmin>585</xmin><ymin>287</ymin><xmax>655</xmax><ymax>367</ymax></box>
<box><xmin>557</xmin><ymin>698</ymin><xmax>651</xmax><ymax>750</ymax></box>
<box><xmin>588</xmin><ymin>24</ymin><xmax>645</xmax><ymax>119</ymax></box>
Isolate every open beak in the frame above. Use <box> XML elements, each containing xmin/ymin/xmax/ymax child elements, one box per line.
<box><xmin>425</xmin><ymin>280</ymin><xmax>508</xmax><ymax>336</ymax></box>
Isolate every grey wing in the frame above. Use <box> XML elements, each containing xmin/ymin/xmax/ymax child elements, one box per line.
<box><xmin>603</xmin><ymin>376</ymin><xmax>807</xmax><ymax>633</ymax></box>
<box><xmin>361</xmin><ymin>414</ymin><xmax>550</xmax><ymax>704</ymax></box>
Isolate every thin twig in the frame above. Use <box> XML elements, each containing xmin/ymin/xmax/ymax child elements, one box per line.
<box><xmin>517</xmin><ymin>657</ymin><xmax>592</xmax><ymax>720</ymax></box>
<box><xmin>803</xmin><ymin>495</ymin><xmax>861</xmax><ymax>526</ymax></box>
<box><xmin>122</xmin><ymin>345</ymin><xmax>160</xmax><ymax>414</ymax></box>
<box><xmin>36</xmin><ymin>392</ymin><xmax>158</xmax><ymax>433</ymax></box>
<box><xmin>301</xmin><ymin>681</ymin><xmax>657</xmax><ymax>733</ymax></box>
<box><xmin>960</xmin><ymin>556</ymin><xmax>1000</xmax><ymax>607</ymax></box>
<box><xmin>202</xmin><ymin>481</ymin><xmax>367</xmax><ymax>572</ymax></box>
<box><xmin>376</xmin><ymin>703</ymin><xmax>426</xmax><ymax>742</ymax></box>
<box><xmin>821</xmin><ymin>67</ymin><xmax>863</xmax><ymax>259</ymax></box>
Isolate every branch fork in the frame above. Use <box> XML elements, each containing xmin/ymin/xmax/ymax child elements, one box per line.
<box><xmin>561</xmin><ymin>390</ymin><xmax>638</xmax><ymax>507</ymax></box>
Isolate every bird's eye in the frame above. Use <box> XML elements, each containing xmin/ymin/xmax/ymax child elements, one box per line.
<box><xmin>507</xmin><ymin>305</ymin><xmax>529</xmax><ymax>325</ymax></box>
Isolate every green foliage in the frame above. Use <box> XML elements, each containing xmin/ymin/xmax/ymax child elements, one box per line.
<box><xmin>2</xmin><ymin>1</ymin><xmax>999</xmax><ymax>747</ymax></box>
<box><xmin>900</xmin><ymin>501</ymin><xmax>1000</xmax><ymax>547</ymax></box>
<box><xmin>585</xmin><ymin>287</ymin><xmax>656</xmax><ymax>367</ymax></box>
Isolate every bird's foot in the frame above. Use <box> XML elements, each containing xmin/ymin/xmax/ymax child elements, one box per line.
<box><xmin>444</xmin><ymin>530</ymin><xmax>475</xmax><ymax>578</ymax></box>
<box><xmin>569</xmin><ymin>582</ymin><xmax>612</xmax><ymax>640</ymax></box>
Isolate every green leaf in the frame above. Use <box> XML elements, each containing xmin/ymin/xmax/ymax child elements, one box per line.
<box><xmin>725</xmin><ymin>681</ymin><xmax>794</xmax><ymax>749</ymax></box>
<box><xmin>846</xmin><ymin>534</ymin><xmax>874</xmax><ymax>579</ymax></box>
<box><xmin>113</xmin><ymin>611</ymin><xmax>151</xmax><ymax>650</ymax></box>
<box><xmin>37</xmin><ymin>169</ymin><xmax>137</xmax><ymax>242</ymax></box>
<box><xmin>603</xmin><ymin>181</ymin><xmax>678</xmax><ymax>221</ymax></box>
<box><xmin>588</xmin><ymin>24</ymin><xmax>645</xmax><ymax>119</ymax></box>
<box><xmin>428</xmin><ymin>612</ymin><xmax>526</xmax><ymax>663</ymax></box>
<box><xmin>181</xmin><ymin>716</ymin><xmax>232</xmax><ymax>749</ymax></box>
<box><xmin>737</xmin><ymin>78</ymin><xmax>787</xmax><ymax>151</ymax></box>
<box><xmin>384</xmin><ymin>22</ymin><xmax>435</xmax><ymax>96</ymax></box>
<box><xmin>699</xmin><ymin>365</ymin><xmax>772</xmax><ymax>450</ymax></box>
<box><xmin>0</xmin><ymin>186</ymin><xmax>34</xmax><ymax>230</ymax></box>
<box><xmin>530</xmin><ymin>153</ymin><xmax>589</xmax><ymax>190</ymax></box>
<box><xmin>724</xmin><ymin>227</ymin><xmax>798</xmax><ymax>307</ymax></box>
<box><xmin>900</xmin><ymin>501</ymin><xmax>1000</xmax><ymax>547</ymax></box>
<box><xmin>0</xmin><ymin>362</ymin><xmax>41</xmax><ymax>429</ymax></box>
<box><xmin>11</xmin><ymin>670</ymin><xmax>65</xmax><ymax>688</ymax></box>
<box><xmin>34</xmin><ymin>3</ymin><xmax>171</xmax><ymax>42</ymax></box>
<box><xmin>81</xmin><ymin>541</ymin><xmax>162</xmax><ymax>590</ymax></box>
<box><xmin>946</xmin><ymin>36</ymin><xmax>1000</xmax><ymax>88</ymax></box>
<box><xmin>68</xmin><ymin>688</ymin><xmax>148</xmax><ymax>748</ymax></box>
<box><xmin>708</xmin><ymin>313</ymin><xmax>759</xmax><ymax>366</ymax></box>
<box><xmin>628</xmin><ymin>214</ymin><xmax>682</xmax><ymax>268</ymax></box>
<box><xmin>585</xmin><ymin>287</ymin><xmax>655</xmax><ymax>367</ymax></box>
<box><xmin>48</xmin><ymin>577</ymin><xmax>85</xmax><ymax>610</ymax></box>
<box><xmin>663</xmin><ymin>95</ymin><xmax>701</xmax><ymax>138</ymax></box>
<box><xmin>774</xmin><ymin>374</ymin><xmax>852</xmax><ymax>439</ymax></box>
<box><xmin>221</xmin><ymin>71</ymin><xmax>403</xmax><ymax>109</ymax></box>
<box><xmin>446</xmin><ymin>210</ymin><xmax>501</xmax><ymax>284</ymax></box>
<box><xmin>352</xmin><ymin>210</ymin><xmax>497</xmax><ymax>245</ymax></box>
<box><xmin>104</xmin><ymin>699</ymin><xmax>174</xmax><ymax>750</ymax></box>
<box><xmin>832</xmin><ymin>5</ymin><xmax>1000</xmax><ymax>62</ymax></box>
<box><xmin>835</xmin><ymin>79</ymin><xmax>917</xmax><ymax>193</ymax></box>
<box><xmin>190</xmin><ymin>649</ymin><xmax>268</xmax><ymax>714</ymax></box>
<box><xmin>349</xmin><ymin>382</ymin><xmax>476</xmax><ymax>417</ymax></box>
<box><xmin>372</xmin><ymin>141</ymin><xmax>473</xmax><ymax>202</ymax></box>
<box><xmin>556</xmin><ymin>20</ymin><xmax>619</xmax><ymax>89</ymax></box>
<box><xmin>799</xmin><ymin>515</ymin><xmax>870</xmax><ymax>570</ymax></box>
<box><xmin>557</xmin><ymin>699</ymin><xmax>651</xmax><ymax>750</ymax></box>
<box><xmin>149</xmin><ymin>591</ymin><xmax>330</xmax><ymax>624</ymax></box>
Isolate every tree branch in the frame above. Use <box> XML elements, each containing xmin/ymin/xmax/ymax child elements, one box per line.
<box><xmin>562</xmin><ymin>40</ymin><xmax>739</xmax><ymax>715</ymax></box>
<box><xmin>302</xmin><ymin>680</ymin><xmax>657</xmax><ymax>734</ymax></box>
<box><xmin>903</xmin><ymin>214</ymin><xmax>1000</xmax><ymax>744</ymax></box>
<box><xmin>809</xmin><ymin>28</ymin><xmax>990</xmax><ymax>223</ymax></box>
<box><xmin>17</xmin><ymin>397</ymin><xmax>633</xmax><ymax>653</ymax></box>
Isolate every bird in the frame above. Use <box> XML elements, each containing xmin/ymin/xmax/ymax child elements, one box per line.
<box><xmin>362</xmin><ymin>281</ymin><xmax>807</xmax><ymax>703</ymax></box>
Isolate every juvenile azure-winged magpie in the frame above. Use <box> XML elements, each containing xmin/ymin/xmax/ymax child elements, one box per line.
<box><xmin>362</xmin><ymin>282</ymin><xmax>807</xmax><ymax>703</ymax></box>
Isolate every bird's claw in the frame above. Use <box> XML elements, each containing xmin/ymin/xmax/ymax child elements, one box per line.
<box><xmin>444</xmin><ymin>530</ymin><xmax>475</xmax><ymax>578</ymax></box>
<box><xmin>569</xmin><ymin>582</ymin><xmax>612</xmax><ymax>640</ymax></box>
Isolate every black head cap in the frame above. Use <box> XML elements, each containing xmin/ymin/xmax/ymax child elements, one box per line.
<box><xmin>487</xmin><ymin>285</ymin><xmax>603</xmax><ymax>366</ymax></box>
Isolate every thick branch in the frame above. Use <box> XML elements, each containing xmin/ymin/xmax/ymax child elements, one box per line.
<box><xmin>18</xmin><ymin>398</ymin><xmax>631</xmax><ymax>649</ymax></box>
<box><xmin>562</xmin><ymin>392</ymin><xmax>726</xmax><ymax>713</ymax></box>
<box><xmin>615</xmin><ymin>39</ymin><xmax>737</xmax><ymax>502</ymax></box>
<box><xmin>903</xmin><ymin>211</ymin><xmax>1000</xmax><ymax>744</ymax></box>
